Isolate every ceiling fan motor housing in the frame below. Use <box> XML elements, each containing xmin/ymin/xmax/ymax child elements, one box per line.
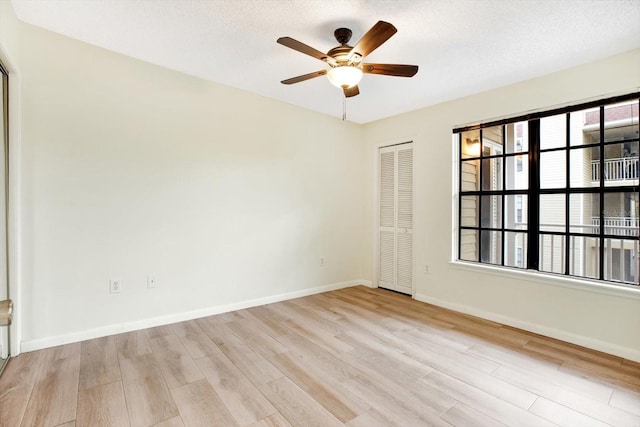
<box><xmin>334</xmin><ymin>28</ymin><xmax>352</xmax><ymax>45</ymax></box>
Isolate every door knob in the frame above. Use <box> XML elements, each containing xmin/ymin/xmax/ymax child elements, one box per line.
<box><xmin>0</xmin><ymin>299</ymin><xmax>12</xmax><ymax>326</ymax></box>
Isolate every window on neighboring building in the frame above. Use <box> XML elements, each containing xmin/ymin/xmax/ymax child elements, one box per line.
<box><xmin>516</xmin><ymin>139</ymin><xmax>523</xmax><ymax>172</ymax></box>
<box><xmin>456</xmin><ymin>94</ymin><xmax>639</xmax><ymax>286</ymax></box>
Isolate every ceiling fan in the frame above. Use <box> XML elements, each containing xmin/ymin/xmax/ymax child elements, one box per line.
<box><xmin>277</xmin><ymin>21</ymin><xmax>418</xmax><ymax>98</ymax></box>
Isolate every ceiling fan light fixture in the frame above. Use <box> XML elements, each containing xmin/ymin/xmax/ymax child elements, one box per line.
<box><xmin>327</xmin><ymin>66</ymin><xmax>363</xmax><ymax>89</ymax></box>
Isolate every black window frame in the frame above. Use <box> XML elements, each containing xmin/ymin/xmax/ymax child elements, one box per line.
<box><xmin>456</xmin><ymin>92</ymin><xmax>640</xmax><ymax>286</ymax></box>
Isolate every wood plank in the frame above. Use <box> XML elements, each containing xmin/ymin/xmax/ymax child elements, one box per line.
<box><xmin>346</xmin><ymin>409</ymin><xmax>406</xmax><ymax>427</ymax></box>
<box><xmin>171</xmin><ymin>378</ymin><xmax>238</xmax><ymax>427</ymax></box>
<box><xmin>560</xmin><ymin>357</ymin><xmax>640</xmax><ymax>390</ymax></box>
<box><xmin>281</xmin><ymin>318</ymin><xmax>353</xmax><ymax>355</ymax></box>
<box><xmin>225</xmin><ymin>318</ymin><xmax>288</xmax><ymax>358</ymax></box>
<box><xmin>45</xmin><ymin>343</ymin><xmax>81</xmax><ymax>361</ymax></box>
<box><xmin>401</xmin><ymin>341</ymin><xmax>537</xmax><ymax>410</ymax></box>
<box><xmin>0</xmin><ymin>377</ymin><xmax>32</xmax><ymax>427</ymax></box>
<box><xmin>119</xmin><ymin>353</ymin><xmax>162</xmax><ymax>382</ymax></box>
<box><xmin>268</xmin><ymin>351</ymin><xmax>370</xmax><ymax>423</ymax></box>
<box><xmin>609</xmin><ymin>388</ymin><xmax>640</xmax><ymax>417</ymax></box>
<box><xmin>114</xmin><ymin>331</ymin><xmax>152</xmax><ymax>360</ymax></box>
<box><xmin>196</xmin><ymin>318</ymin><xmax>283</xmax><ymax>386</ymax></box>
<box><xmin>440</xmin><ymin>402</ymin><xmax>507</xmax><ymax>427</ymax></box>
<box><xmin>528</xmin><ymin>397</ymin><xmax>610</xmax><ymax>427</ymax></box>
<box><xmin>145</xmin><ymin>324</ymin><xmax>175</xmax><ymax>340</ymax></box>
<box><xmin>492</xmin><ymin>365</ymin><xmax>640</xmax><ymax>426</ymax></box>
<box><xmin>420</xmin><ymin>370</ymin><xmax>556</xmax><ymax>427</ymax></box>
<box><xmin>274</xmin><ymin>331</ymin><xmax>361</xmax><ymax>382</ymax></box>
<box><xmin>526</xmin><ymin>334</ymin><xmax>624</xmax><ymax>368</ymax></box>
<box><xmin>341</xmin><ymin>374</ymin><xmax>448</xmax><ymax>426</ymax></box>
<box><xmin>246</xmin><ymin>413</ymin><xmax>292</xmax><ymax>427</ymax></box>
<box><xmin>259</xmin><ymin>376</ymin><xmax>343</xmax><ymax>427</ymax></box>
<box><xmin>466</xmin><ymin>342</ymin><xmax>562</xmax><ymax>375</ymax></box>
<box><xmin>149</xmin><ymin>334</ymin><xmax>204</xmax><ymax>389</ymax></box>
<box><xmin>151</xmin><ymin>416</ymin><xmax>185</xmax><ymax>427</ymax></box>
<box><xmin>122</xmin><ymin>369</ymin><xmax>179</xmax><ymax>426</ymax></box>
<box><xmin>511</xmin><ymin>360</ymin><xmax>613</xmax><ymax>404</ymax></box>
<box><xmin>0</xmin><ymin>350</ymin><xmax>50</xmax><ymax>427</ymax></box>
<box><xmin>79</xmin><ymin>336</ymin><xmax>121</xmax><ymax>391</ymax></box>
<box><xmin>242</xmin><ymin>306</ymin><xmax>292</xmax><ymax>337</ymax></box>
<box><xmin>77</xmin><ymin>381</ymin><xmax>130</xmax><ymax>426</ymax></box>
<box><xmin>170</xmin><ymin>320</ymin><xmax>221</xmax><ymax>360</ymax></box>
<box><xmin>21</xmin><ymin>354</ymin><xmax>81</xmax><ymax>427</ymax></box>
<box><xmin>197</xmin><ymin>353</ymin><xmax>277</xmax><ymax>425</ymax></box>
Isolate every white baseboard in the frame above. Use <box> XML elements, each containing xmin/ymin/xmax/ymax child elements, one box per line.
<box><xmin>21</xmin><ymin>279</ymin><xmax>372</xmax><ymax>353</ymax></box>
<box><xmin>414</xmin><ymin>293</ymin><xmax>640</xmax><ymax>363</ymax></box>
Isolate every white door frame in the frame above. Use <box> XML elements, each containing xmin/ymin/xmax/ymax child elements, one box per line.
<box><xmin>373</xmin><ymin>137</ymin><xmax>416</xmax><ymax>297</ymax></box>
<box><xmin>0</xmin><ymin>43</ymin><xmax>22</xmax><ymax>357</ymax></box>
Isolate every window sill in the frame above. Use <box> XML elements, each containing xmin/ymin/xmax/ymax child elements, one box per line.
<box><xmin>449</xmin><ymin>261</ymin><xmax>640</xmax><ymax>300</ymax></box>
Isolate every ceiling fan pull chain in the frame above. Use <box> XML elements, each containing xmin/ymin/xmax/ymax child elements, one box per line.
<box><xmin>343</xmin><ymin>94</ymin><xmax>346</xmax><ymax>121</ymax></box>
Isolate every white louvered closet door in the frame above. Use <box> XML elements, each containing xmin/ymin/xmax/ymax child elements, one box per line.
<box><xmin>378</xmin><ymin>143</ymin><xmax>413</xmax><ymax>295</ymax></box>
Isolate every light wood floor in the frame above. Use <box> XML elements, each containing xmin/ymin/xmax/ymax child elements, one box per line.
<box><xmin>1</xmin><ymin>286</ymin><xmax>639</xmax><ymax>427</ymax></box>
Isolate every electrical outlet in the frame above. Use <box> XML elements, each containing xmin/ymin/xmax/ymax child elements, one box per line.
<box><xmin>320</xmin><ymin>257</ymin><xmax>325</xmax><ymax>267</ymax></box>
<box><xmin>147</xmin><ymin>275</ymin><xmax>159</xmax><ymax>288</ymax></box>
<box><xmin>424</xmin><ymin>265</ymin><xmax>430</xmax><ymax>274</ymax></box>
<box><xmin>110</xmin><ymin>279</ymin><xmax>122</xmax><ymax>294</ymax></box>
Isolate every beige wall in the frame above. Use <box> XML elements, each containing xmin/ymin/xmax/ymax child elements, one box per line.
<box><xmin>1</xmin><ymin>2</ymin><xmax>366</xmax><ymax>348</ymax></box>
<box><xmin>362</xmin><ymin>49</ymin><xmax>640</xmax><ymax>360</ymax></box>
<box><xmin>2</xmin><ymin>0</ymin><xmax>639</xmax><ymax>360</ymax></box>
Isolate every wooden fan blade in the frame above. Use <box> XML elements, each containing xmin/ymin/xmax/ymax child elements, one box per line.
<box><xmin>343</xmin><ymin>85</ymin><xmax>360</xmax><ymax>98</ymax></box>
<box><xmin>281</xmin><ymin>69</ymin><xmax>327</xmax><ymax>85</ymax></box>
<box><xmin>362</xmin><ymin>63</ymin><xmax>418</xmax><ymax>77</ymax></box>
<box><xmin>277</xmin><ymin>37</ymin><xmax>337</xmax><ymax>66</ymax></box>
<box><xmin>348</xmin><ymin>21</ymin><xmax>397</xmax><ymax>62</ymax></box>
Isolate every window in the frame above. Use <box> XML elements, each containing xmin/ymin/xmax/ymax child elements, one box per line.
<box><xmin>457</xmin><ymin>94</ymin><xmax>639</xmax><ymax>286</ymax></box>
<box><xmin>516</xmin><ymin>138</ymin><xmax>523</xmax><ymax>172</ymax></box>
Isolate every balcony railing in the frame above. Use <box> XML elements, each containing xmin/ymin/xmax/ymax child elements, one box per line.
<box><xmin>539</xmin><ymin>233</ymin><xmax>638</xmax><ymax>284</ymax></box>
<box><xmin>591</xmin><ymin>156</ymin><xmax>639</xmax><ymax>182</ymax></box>
<box><xmin>591</xmin><ymin>217</ymin><xmax>639</xmax><ymax>237</ymax></box>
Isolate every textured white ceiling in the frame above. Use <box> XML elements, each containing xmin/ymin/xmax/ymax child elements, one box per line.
<box><xmin>10</xmin><ymin>0</ymin><xmax>640</xmax><ymax>123</ymax></box>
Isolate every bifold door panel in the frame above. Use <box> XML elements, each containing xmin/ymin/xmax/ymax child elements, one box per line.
<box><xmin>378</xmin><ymin>143</ymin><xmax>413</xmax><ymax>295</ymax></box>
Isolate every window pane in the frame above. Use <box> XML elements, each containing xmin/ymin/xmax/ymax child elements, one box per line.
<box><xmin>603</xmin><ymin>238</ymin><xmax>639</xmax><ymax>284</ymax></box>
<box><xmin>505</xmin><ymin>154</ymin><xmax>528</xmax><ymax>190</ymax></box>
<box><xmin>505</xmin><ymin>121</ymin><xmax>528</xmax><ymax>154</ymax></box>
<box><xmin>481</xmin><ymin>195</ymin><xmax>502</xmax><ymax>228</ymax></box>
<box><xmin>505</xmin><ymin>194</ymin><xmax>527</xmax><ymax>230</ymax></box>
<box><xmin>569</xmin><ymin>193</ymin><xmax>599</xmax><ymax>234</ymax></box>
<box><xmin>603</xmin><ymin>142</ymin><xmax>639</xmax><ymax>184</ymax></box>
<box><xmin>569</xmin><ymin>147</ymin><xmax>598</xmax><ymax>188</ymax></box>
<box><xmin>603</xmin><ymin>191</ymin><xmax>639</xmax><ymax>237</ymax></box>
<box><xmin>480</xmin><ymin>230</ymin><xmax>502</xmax><ymax>265</ymax></box>
<box><xmin>539</xmin><ymin>233</ymin><xmax>565</xmax><ymax>274</ymax></box>
<box><xmin>461</xmin><ymin>159</ymin><xmax>479</xmax><ymax>191</ymax></box>
<box><xmin>461</xmin><ymin>130</ymin><xmax>480</xmax><ymax>159</ymax></box>
<box><xmin>460</xmin><ymin>229</ymin><xmax>478</xmax><ymax>261</ymax></box>
<box><xmin>570</xmin><ymin>107</ymin><xmax>599</xmax><ymax>146</ymax></box>
<box><xmin>540</xmin><ymin>150</ymin><xmax>566</xmax><ymax>189</ymax></box>
<box><xmin>481</xmin><ymin>157</ymin><xmax>503</xmax><ymax>191</ymax></box>
<box><xmin>604</xmin><ymin>101</ymin><xmax>639</xmax><ymax>143</ymax></box>
<box><xmin>483</xmin><ymin>125</ymin><xmax>503</xmax><ymax>153</ymax></box>
<box><xmin>540</xmin><ymin>114</ymin><xmax>566</xmax><ymax>149</ymax></box>
<box><xmin>460</xmin><ymin>196</ymin><xmax>478</xmax><ymax>227</ymax></box>
<box><xmin>540</xmin><ymin>194</ymin><xmax>565</xmax><ymax>232</ymax></box>
<box><xmin>504</xmin><ymin>232</ymin><xmax>527</xmax><ymax>268</ymax></box>
<box><xmin>569</xmin><ymin>235</ymin><xmax>599</xmax><ymax>279</ymax></box>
